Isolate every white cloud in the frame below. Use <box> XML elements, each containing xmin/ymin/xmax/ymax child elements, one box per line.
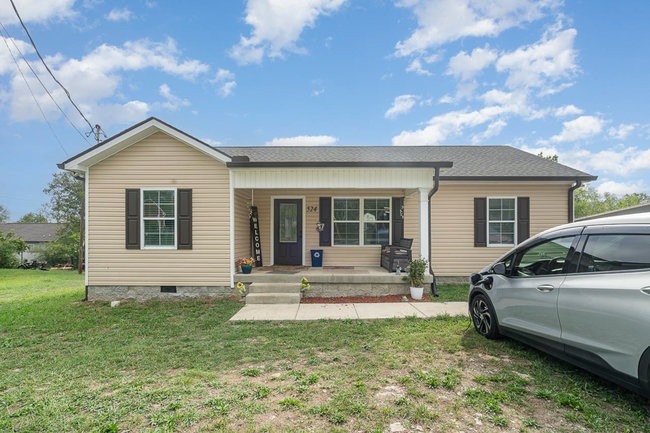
<box><xmin>471</xmin><ymin>119</ymin><xmax>507</xmax><ymax>143</ymax></box>
<box><xmin>406</xmin><ymin>58</ymin><xmax>431</xmax><ymax>75</ymax></box>
<box><xmin>446</xmin><ymin>46</ymin><xmax>497</xmax><ymax>80</ymax></box>
<box><xmin>385</xmin><ymin>94</ymin><xmax>419</xmax><ymax>119</ymax></box>
<box><xmin>210</xmin><ymin>68</ymin><xmax>237</xmax><ymax>97</ymax></box>
<box><xmin>230</xmin><ymin>0</ymin><xmax>347</xmax><ymax>65</ymax></box>
<box><xmin>519</xmin><ymin>144</ymin><xmax>560</xmax><ymax>158</ymax></box>
<box><xmin>5</xmin><ymin>38</ymin><xmax>207</xmax><ymax>126</ymax></box>
<box><xmin>596</xmin><ymin>180</ymin><xmax>647</xmax><ymax>196</ymax></box>
<box><xmin>159</xmin><ymin>84</ymin><xmax>190</xmax><ymax>111</ymax></box>
<box><xmin>405</xmin><ymin>54</ymin><xmax>439</xmax><ymax>75</ymax></box>
<box><xmin>394</xmin><ymin>0</ymin><xmax>556</xmax><ymax>57</ymax></box>
<box><xmin>550</xmin><ymin>115</ymin><xmax>604</xmax><ymax>143</ymax></box>
<box><xmin>554</xmin><ymin>104</ymin><xmax>582</xmax><ymax>117</ymax></box>
<box><xmin>265</xmin><ymin>135</ymin><xmax>338</xmax><ymax>146</ymax></box>
<box><xmin>0</xmin><ymin>37</ymin><xmax>34</xmax><ymax>75</ymax></box>
<box><xmin>0</xmin><ymin>0</ymin><xmax>76</xmax><ymax>24</ymax></box>
<box><xmin>201</xmin><ymin>138</ymin><xmax>222</xmax><ymax>146</ymax></box>
<box><xmin>559</xmin><ymin>146</ymin><xmax>650</xmax><ymax>177</ymax></box>
<box><xmin>608</xmin><ymin>123</ymin><xmax>635</xmax><ymax>140</ymax></box>
<box><xmin>392</xmin><ymin>104</ymin><xmax>511</xmax><ymax>145</ymax></box>
<box><xmin>496</xmin><ymin>27</ymin><xmax>578</xmax><ymax>90</ymax></box>
<box><xmin>106</xmin><ymin>8</ymin><xmax>133</xmax><ymax>21</ymax></box>
<box><xmin>79</xmin><ymin>38</ymin><xmax>208</xmax><ymax>79</ymax></box>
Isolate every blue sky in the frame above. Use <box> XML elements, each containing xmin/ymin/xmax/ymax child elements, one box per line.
<box><xmin>0</xmin><ymin>0</ymin><xmax>649</xmax><ymax>219</ymax></box>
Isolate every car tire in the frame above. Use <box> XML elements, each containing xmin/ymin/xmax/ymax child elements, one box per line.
<box><xmin>470</xmin><ymin>293</ymin><xmax>500</xmax><ymax>339</ymax></box>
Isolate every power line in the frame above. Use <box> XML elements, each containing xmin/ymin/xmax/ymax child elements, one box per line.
<box><xmin>9</xmin><ymin>0</ymin><xmax>103</xmax><ymax>141</ymax></box>
<box><xmin>0</xmin><ymin>32</ymin><xmax>69</xmax><ymax>156</ymax></box>
<box><xmin>0</xmin><ymin>21</ymin><xmax>91</xmax><ymax>144</ymax></box>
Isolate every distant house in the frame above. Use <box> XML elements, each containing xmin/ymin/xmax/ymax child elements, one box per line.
<box><xmin>0</xmin><ymin>223</ymin><xmax>64</xmax><ymax>261</ymax></box>
<box><xmin>59</xmin><ymin>117</ymin><xmax>596</xmax><ymax>301</ymax></box>
<box><xmin>576</xmin><ymin>203</ymin><xmax>650</xmax><ymax>221</ymax></box>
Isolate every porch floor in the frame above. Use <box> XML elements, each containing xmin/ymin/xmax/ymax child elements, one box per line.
<box><xmin>234</xmin><ymin>266</ymin><xmax>434</xmax><ymax>284</ymax></box>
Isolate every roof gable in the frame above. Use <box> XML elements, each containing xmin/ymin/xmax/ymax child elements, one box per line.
<box><xmin>60</xmin><ymin>117</ymin><xmax>231</xmax><ymax>171</ymax></box>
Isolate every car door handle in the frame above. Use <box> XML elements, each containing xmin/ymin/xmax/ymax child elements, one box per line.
<box><xmin>641</xmin><ymin>287</ymin><xmax>650</xmax><ymax>296</ymax></box>
<box><xmin>536</xmin><ymin>284</ymin><xmax>555</xmax><ymax>292</ymax></box>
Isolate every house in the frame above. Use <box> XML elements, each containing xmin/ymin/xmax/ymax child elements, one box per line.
<box><xmin>577</xmin><ymin>202</ymin><xmax>650</xmax><ymax>221</ymax></box>
<box><xmin>59</xmin><ymin>117</ymin><xmax>596</xmax><ymax>301</ymax></box>
<box><xmin>0</xmin><ymin>223</ymin><xmax>64</xmax><ymax>262</ymax></box>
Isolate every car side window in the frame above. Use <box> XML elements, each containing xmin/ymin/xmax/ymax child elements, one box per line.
<box><xmin>512</xmin><ymin>236</ymin><xmax>577</xmax><ymax>277</ymax></box>
<box><xmin>578</xmin><ymin>234</ymin><xmax>650</xmax><ymax>273</ymax></box>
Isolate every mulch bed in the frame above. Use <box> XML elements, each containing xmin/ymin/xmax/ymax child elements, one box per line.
<box><xmin>301</xmin><ymin>294</ymin><xmax>433</xmax><ymax>303</ymax></box>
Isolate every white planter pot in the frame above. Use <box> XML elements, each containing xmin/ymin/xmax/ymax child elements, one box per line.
<box><xmin>410</xmin><ymin>286</ymin><xmax>424</xmax><ymax>300</ymax></box>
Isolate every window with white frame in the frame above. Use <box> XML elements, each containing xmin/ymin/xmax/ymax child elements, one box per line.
<box><xmin>488</xmin><ymin>197</ymin><xmax>516</xmax><ymax>246</ymax></box>
<box><xmin>333</xmin><ymin>198</ymin><xmax>390</xmax><ymax>246</ymax></box>
<box><xmin>142</xmin><ymin>189</ymin><xmax>176</xmax><ymax>248</ymax></box>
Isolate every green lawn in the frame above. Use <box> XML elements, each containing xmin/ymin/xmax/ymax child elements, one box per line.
<box><xmin>1</xmin><ymin>270</ymin><xmax>648</xmax><ymax>432</ymax></box>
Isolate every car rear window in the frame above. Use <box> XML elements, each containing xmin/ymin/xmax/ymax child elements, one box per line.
<box><xmin>578</xmin><ymin>234</ymin><xmax>650</xmax><ymax>272</ymax></box>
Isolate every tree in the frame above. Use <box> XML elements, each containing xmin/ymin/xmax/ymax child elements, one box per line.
<box><xmin>17</xmin><ymin>212</ymin><xmax>49</xmax><ymax>223</ymax></box>
<box><xmin>0</xmin><ymin>205</ymin><xmax>8</xmax><ymax>223</ymax></box>
<box><xmin>538</xmin><ymin>152</ymin><xmax>559</xmax><ymax>162</ymax></box>
<box><xmin>0</xmin><ymin>231</ymin><xmax>27</xmax><ymax>268</ymax></box>
<box><xmin>574</xmin><ymin>185</ymin><xmax>650</xmax><ymax>219</ymax></box>
<box><xmin>42</xmin><ymin>172</ymin><xmax>83</xmax><ymax>266</ymax></box>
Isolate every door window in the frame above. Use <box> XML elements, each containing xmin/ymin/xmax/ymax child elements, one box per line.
<box><xmin>578</xmin><ymin>234</ymin><xmax>650</xmax><ymax>272</ymax></box>
<box><xmin>512</xmin><ymin>236</ymin><xmax>577</xmax><ymax>277</ymax></box>
<box><xmin>279</xmin><ymin>203</ymin><xmax>298</xmax><ymax>243</ymax></box>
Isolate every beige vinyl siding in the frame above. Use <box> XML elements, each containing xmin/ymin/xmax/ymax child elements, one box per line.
<box><xmin>244</xmin><ymin>189</ymin><xmax>407</xmax><ymax>266</ymax></box>
<box><xmin>88</xmin><ymin>131</ymin><xmax>230</xmax><ymax>286</ymax></box>
<box><xmin>403</xmin><ymin>190</ymin><xmax>420</xmax><ymax>258</ymax></box>
<box><xmin>234</xmin><ymin>189</ymin><xmax>252</xmax><ymax>261</ymax></box>
<box><xmin>430</xmin><ymin>182</ymin><xmax>571</xmax><ymax>277</ymax></box>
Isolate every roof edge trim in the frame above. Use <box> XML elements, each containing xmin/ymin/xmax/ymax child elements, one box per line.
<box><xmin>59</xmin><ymin>117</ymin><xmax>232</xmax><ymax>170</ymax></box>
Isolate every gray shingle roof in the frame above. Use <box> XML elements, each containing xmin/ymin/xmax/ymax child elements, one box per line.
<box><xmin>0</xmin><ymin>223</ymin><xmax>64</xmax><ymax>243</ymax></box>
<box><xmin>216</xmin><ymin>145</ymin><xmax>596</xmax><ymax>180</ymax></box>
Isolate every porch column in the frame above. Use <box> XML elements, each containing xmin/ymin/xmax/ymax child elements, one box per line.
<box><xmin>418</xmin><ymin>187</ymin><xmax>430</xmax><ymax>273</ymax></box>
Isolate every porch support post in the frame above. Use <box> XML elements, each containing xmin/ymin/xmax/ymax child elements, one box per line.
<box><xmin>229</xmin><ymin>172</ymin><xmax>235</xmax><ymax>288</ymax></box>
<box><xmin>418</xmin><ymin>187</ymin><xmax>430</xmax><ymax>273</ymax></box>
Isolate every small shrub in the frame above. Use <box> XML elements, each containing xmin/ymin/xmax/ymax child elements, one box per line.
<box><xmin>241</xmin><ymin>368</ymin><xmax>260</xmax><ymax>377</ymax></box>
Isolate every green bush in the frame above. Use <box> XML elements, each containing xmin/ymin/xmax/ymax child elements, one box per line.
<box><xmin>0</xmin><ymin>231</ymin><xmax>27</xmax><ymax>268</ymax></box>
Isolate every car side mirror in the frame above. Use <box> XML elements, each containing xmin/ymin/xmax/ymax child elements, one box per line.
<box><xmin>491</xmin><ymin>262</ymin><xmax>506</xmax><ymax>275</ymax></box>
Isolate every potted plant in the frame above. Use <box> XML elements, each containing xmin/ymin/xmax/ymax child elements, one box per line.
<box><xmin>403</xmin><ymin>257</ymin><xmax>427</xmax><ymax>300</ymax></box>
<box><xmin>237</xmin><ymin>257</ymin><xmax>255</xmax><ymax>274</ymax></box>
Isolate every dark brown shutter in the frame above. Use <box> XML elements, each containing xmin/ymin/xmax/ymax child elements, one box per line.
<box><xmin>517</xmin><ymin>197</ymin><xmax>530</xmax><ymax>243</ymax></box>
<box><xmin>391</xmin><ymin>197</ymin><xmax>404</xmax><ymax>243</ymax></box>
<box><xmin>319</xmin><ymin>197</ymin><xmax>331</xmax><ymax>246</ymax></box>
<box><xmin>474</xmin><ymin>197</ymin><xmax>487</xmax><ymax>247</ymax></box>
<box><xmin>125</xmin><ymin>189</ymin><xmax>140</xmax><ymax>249</ymax></box>
<box><xmin>177</xmin><ymin>189</ymin><xmax>192</xmax><ymax>249</ymax></box>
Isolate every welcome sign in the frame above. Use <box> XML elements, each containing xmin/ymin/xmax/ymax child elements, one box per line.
<box><xmin>249</xmin><ymin>206</ymin><xmax>263</xmax><ymax>266</ymax></box>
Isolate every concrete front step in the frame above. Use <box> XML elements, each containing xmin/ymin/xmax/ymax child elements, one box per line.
<box><xmin>246</xmin><ymin>292</ymin><xmax>301</xmax><ymax>304</ymax></box>
<box><xmin>249</xmin><ymin>282</ymin><xmax>301</xmax><ymax>294</ymax></box>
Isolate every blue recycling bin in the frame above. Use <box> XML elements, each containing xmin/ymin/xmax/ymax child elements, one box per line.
<box><xmin>310</xmin><ymin>249</ymin><xmax>323</xmax><ymax>267</ymax></box>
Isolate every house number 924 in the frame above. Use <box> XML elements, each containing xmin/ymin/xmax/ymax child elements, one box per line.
<box><xmin>306</xmin><ymin>206</ymin><xmax>318</xmax><ymax>213</ymax></box>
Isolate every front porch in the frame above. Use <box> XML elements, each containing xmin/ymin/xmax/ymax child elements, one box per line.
<box><xmin>235</xmin><ymin>266</ymin><xmax>434</xmax><ymax>302</ymax></box>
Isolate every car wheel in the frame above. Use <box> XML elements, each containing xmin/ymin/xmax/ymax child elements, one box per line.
<box><xmin>470</xmin><ymin>294</ymin><xmax>500</xmax><ymax>339</ymax></box>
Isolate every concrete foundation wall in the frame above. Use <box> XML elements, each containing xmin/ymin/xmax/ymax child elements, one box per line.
<box><xmin>88</xmin><ymin>285</ymin><xmax>234</xmax><ymax>301</ymax></box>
<box><xmin>304</xmin><ymin>282</ymin><xmax>412</xmax><ymax>298</ymax></box>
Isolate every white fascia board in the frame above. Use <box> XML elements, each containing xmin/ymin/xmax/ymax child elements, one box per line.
<box><xmin>231</xmin><ymin>167</ymin><xmax>434</xmax><ymax>189</ymax></box>
<box><xmin>62</xmin><ymin>118</ymin><xmax>231</xmax><ymax>171</ymax></box>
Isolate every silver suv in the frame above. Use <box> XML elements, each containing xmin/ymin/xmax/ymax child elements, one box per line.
<box><xmin>469</xmin><ymin>213</ymin><xmax>650</xmax><ymax>397</ymax></box>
